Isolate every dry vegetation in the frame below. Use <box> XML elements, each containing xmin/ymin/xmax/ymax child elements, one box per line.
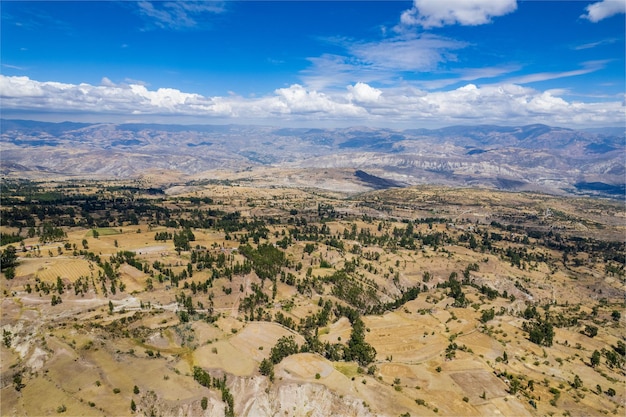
<box><xmin>0</xmin><ymin>176</ymin><xmax>624</xmax><ymax>417</ymax></box>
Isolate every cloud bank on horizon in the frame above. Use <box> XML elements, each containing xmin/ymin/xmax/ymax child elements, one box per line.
<box><xmin>1</xmin><ymin>0</ymin><xmax>624</xmax><ymax>128</ymax></box>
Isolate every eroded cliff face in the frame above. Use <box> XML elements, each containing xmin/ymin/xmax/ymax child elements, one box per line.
<box><xmin>118</xmin><ymin>377</ymin><xmax>376</xmax><ymax>417</ymax></box>
<box><xmin>231</xmin><ymin>376</ymin><xmax>376</xmax><ymax>417</ymax></box>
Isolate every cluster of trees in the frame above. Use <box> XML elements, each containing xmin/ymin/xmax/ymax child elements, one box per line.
<box><xmin>437</xmin><ymin>272</ymin><xmax>468</xmax><ymax>307</ymax></box>
<box><xmin>192</xmin><ymin>369</ymin><xmax>234</xmax><ymax>416</ymax></box>
<box><xmin>591</xmin><ymin>342</ymin><xmax>625</xmax><ymax>369</ymax></box>
<box><xmin>173</xmin><ymin>228</ymin><xmax>195</xmax><ymax>252</ymax></box>
<box><xmin>240</xmin><ymin>283</ymin><xmax>269</xmax><ymax>321</ymax></box>
<box><xmin>327</xmin><ymin>270</ymin><xmax>376</xmax><ymax>310</ymax></box>
<box><xmin>1</xmin><ymin>245</ymin><xmax>18</xmax><ymax>279</ymax></box>
<box><xmin>39</xmin><ymin>222</ymin><xmax>66</xmax><ymax>243</ymax></box>
<box><xmin>523</xmin><ymin>317</ymin><xmax>555</xmax><ymax>347</ymax></box>
<box><xmin>239</xmin><ymin>243</ymin><xmax>285</xmax><ymax>281</ymax></box>
<box><xmin>154</xmin><ymin>231</ymin><xmax>173</xmax><ymax>241</ymax></box>
<box><xmin>344</xmin><ymin>315</ymin><xmax>377</xmax><ymax>366</ymax></box>
<box><xmin>1</xmin><ymin>232</ymin><xmax>23</xmax><ymax>246</ymax></box>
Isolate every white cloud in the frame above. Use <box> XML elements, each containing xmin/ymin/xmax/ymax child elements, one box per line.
<box><xmin>100</xmin><ymin>77</ymin><xmax>116</xmax><ymax>87</ymax></box>
<box><xmin>400</xmin><ymin>0</ymin><xmax>517</xmax><ymax>28</ymax></box>
<box><xmin>136</xmin><ymin>1</ymin><xmax>225</xmax><ymax>30</ymax></box>
<box><xmin>0</xmin><ymin>75</ymin><xmax>623</xmax><ymax>128</ymax></box>
<box><xmin>581</xmin><ymin>0</ymin><xmax>626</xmax><ymax>22</ymax></box>
<box><xmin>574</xmin><ymin>38</ymin><xmax>619</xmax><ymax>50</ymax></box>
<box><xmin>0</xmin><ymin>75</ymin><xmax>45</xmax><ymax>97</ymax></box>
<box><xmin>349</xmin><ymin>35</ymin><xmax>467</xmax><ymax>71</ymax></box>
<box><xmin>302</xmin><ymin>35</ymin><xmax>467</xmax><ymax>90</ymax></box>
<box><xmin>2</xmin><ymin>63</ymin><xmax>27</xmax><ymax>71</ymax></box>
<box><xmin>347</xmin><ymin>82</ymin><xmax>382</xmax><ymax>103</ymax></box>
<box><xmin>302</xmin><ymin>54</ymin><xmax>388</xmax><ymax>91</ymax></box>
<box><xmin>419</xmin><ymin>65</ymin><xmax>521</xmax><ymax>89</ymax></box>
<box><xmin>503</xmin><ymin>60</ymin><xmax>609</xmax><ymax>85</ymax></box>
<box><xmin>271</xmin><ymin>84</ymin><xmax>365</xmax><ymax>117</ymax></box>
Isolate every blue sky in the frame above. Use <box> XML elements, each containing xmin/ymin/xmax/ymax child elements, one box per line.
<box><xmin>1</xmin><ymin>0</ymin><xmax>624</xmax><ymax>128</ymax></box>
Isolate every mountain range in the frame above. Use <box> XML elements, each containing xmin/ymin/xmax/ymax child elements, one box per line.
<box><xmin>1</xmin><ymin>119</ymin><xmax>623</xmax><ymax>197</ymax></box>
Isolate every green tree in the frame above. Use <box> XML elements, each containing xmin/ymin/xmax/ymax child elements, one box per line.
<box><xmin>259</xmin><ymin>358</ymin><xmax>274</xmax><ymax>382</ymax></box>
<box><xmin>584</xmin><ymin>324</ymin><xmax>598</xmax><ymax>338</ymax></box>
<box><xmin>130</xmin><ymin>400</ymin><xmax>136</xmax><ymax>412</ymax></box>
<box><xmin>525</xmin><ymin>318</ymin><xmax>554</xmax><ymax>347</ymax></box>
<box><xmin>481</xmin><ymin>308</ymin><xmax>495</xmax><ymax>323</ymax></box>
<box><xmin>192</xmin><ymin>366</ymin><xmax>211</xmax><ymax>388</ymax></box>
<box><xmin>590</xmin><ymin>350</ymin><xmax>601</xmax><ymax>367</ymax></box>
<box><xmin>3</xmin><ymin>330</ymin><xmax>12</xmax><ymax>348</ymax></box>
<box><xmin>509</xmin><ymin>377</ymin><xmax>521</xmax><ymax>394</ymax></box>
<box><xmin>270</xmin><ymin>336</ymin><xmax>299</xmax><ymax>364</ymax></box>
<box><xmin>1</xmin><ymin>245</ymin><xmax>18</xmax><ymax>271</ymax></box>
<box><xmin>201</xmin><ymin>397</ymin><xmax>208</xmax><ymax>410</ymax></box>
<box><xmin>39</xmin><ymin>223</ymin><xmax>66</xmax><ymax>243</ymax></box>
<box><xmin>4</xmin><ymin>267</ymin><xmax>15</xmax><ymax>280</ymax></box>
<box><xmin>345</xmin><ymin>317</ymin><xmax>377</xmax><ymax>366</ymax></box>
<box><xmin>56</xmin><ymin>276</ymin><xmax>64</xmax><ymax>294</ymax></box>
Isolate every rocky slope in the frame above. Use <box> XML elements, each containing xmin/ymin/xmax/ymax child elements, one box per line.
<box><xmin>1</xmin><ymin>120</ymin><xmax>623</xmax><ymax>197</ymax></box>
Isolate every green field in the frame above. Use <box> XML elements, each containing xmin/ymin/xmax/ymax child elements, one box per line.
<box><xmin>90</xmin><ymin>228</ymin><xmax>122</xmax><ymax>237</ymax></box>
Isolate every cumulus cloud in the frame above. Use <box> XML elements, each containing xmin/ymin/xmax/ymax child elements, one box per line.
<box><xmin>0</xmin><ymin>75</ymin><xmax>623</xmax><ymax>127</ymax></box>
<box><xmin>347</xmin><ymin>82</ymin><xmax>382</xmax><ymax>103</ymax></box>
<box><xmin>270</xmin><ymin>85</ymin><xmax>366</xmax><ymax>118</ymax></box>
<box><xmin>0</xmin><ymin>75</ymin><xmax>206</xmax><ymax>114</ymax></box>
<box><xmin>581</xmin><ymin>0</ymin><xmax>626</xmax><ymax>22</ymax></box>
<box><xmin>0</xmin><ymin>75</ymin><xmax>45</xmax><ymax>98</ymax></box>
<box><xmin>400</xmin><ymin>0</ymin><xmax>517</xmax><ymax>28</ymax></box>
<box><xmin>100</xmin><ymin>77</ymin><xmax>116</xmax><ymax>87</ymax></box>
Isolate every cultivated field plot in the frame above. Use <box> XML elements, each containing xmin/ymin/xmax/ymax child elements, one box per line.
<box><xmin>17</xmin><ymin>257</ymin><xmax>94</xmax><ymax>282</ymax></box>
<box><xmin>449</xmin><ymin>370</ymin><xmax>508</xmax><ymax>400</ymax></box>
<box><xmin>364</xmin><ymin>311</ymin><xmax>449</xmax><ymax>362</ymax></box>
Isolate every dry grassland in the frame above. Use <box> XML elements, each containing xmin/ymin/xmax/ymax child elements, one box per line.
<box><xmin>0</xmin><ymin>179</ymin><xmax>624</xmax><ymax>417</ymax></box>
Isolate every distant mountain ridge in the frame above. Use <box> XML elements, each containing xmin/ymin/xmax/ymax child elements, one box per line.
<box><xmin>1</xmin><ymin>119</ymin><xmax>623</xmax><ymax>197</ymax></box>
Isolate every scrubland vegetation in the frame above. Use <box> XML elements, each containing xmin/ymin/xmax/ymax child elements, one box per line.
<box><xmin>1</xmin><ymin>178</ymin><xmax>624</xmax><ymax>416</ymax></box>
